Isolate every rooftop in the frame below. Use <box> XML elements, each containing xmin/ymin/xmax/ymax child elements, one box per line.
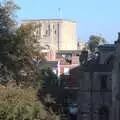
<box><xmin>79</xmin><ymin>64</ymin><xmax>112</xmax><ymax>72</ymax></box>
<box><xmin>39</xmin><ymin>61</ymin><xmax>58</xmax><ymax>68</ymax></box>
<box><xmin>98</xmin><ymin>44</ymin><xmax>116</xmax><ymax>51</ymax></box>
<box><xmin>22</xmin><ymin>19</ymin><xmax>76</xmax><ymax>23</ymax></box>
<box><xmin>57</xmin><ymin>50</ymin><xmax>81</xmax><ymax>54</ymax></box>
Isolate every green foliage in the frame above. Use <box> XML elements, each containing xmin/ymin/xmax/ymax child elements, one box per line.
<box><xmin>16</xmin><ymin>23</ymin><xmax>45</xmax><ymax>57</ymax></box>
<box><xmin>0</xmin><ymin>85</ymin><xmax>59</xmax><ymax>120</ymax></box>
<box><xmin>0</xmin><ymin>0</ymin><xmax>60</xmax><ymax>119</ymax></box>
<box><xmin>0</xmin><ymin>0</ymin><xmax>20</xmax><ymax>85</ymax></box>
<box><xmin>88</xmin><ymin>35</ymin><xmax>105</xmax><ymax>52</ymax></box>
<box><xmin>40</xmin><ymin>66</ymin><xmax>58</xmax><ymax>92</ymax></box>
<box><xmin>37</xmin><ymin>66</ymin><xmax>69</xmax><ymax>115</ymax></box>
<box><xmin>0</xmin><ymin>0</ymin><xmax>44</xmax><ymax>87</ymax></box>
<box><xmin>0</xmin><ymin>0</ymin><xmax>20</xmax><ymax>37</ymax></box>
<box><xmin>0</xmin><ymin>0</ymin><xmax>20</xmax><ymax>54</ymax></box>
<box><xmin>79</xmin><ymin>50</ymin><xmax>88</xmax><ymax>65</ymax></box>
<box><xmin>38</xmin><ymin>66</ymin><xmax>58</xmax><ymax>101</ymax></box>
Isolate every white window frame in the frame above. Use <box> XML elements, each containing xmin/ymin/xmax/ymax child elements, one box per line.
<box><xmin>64</xmin><ymin>68</ymin><xmax>70</xmax><ymax>75</ymax></box>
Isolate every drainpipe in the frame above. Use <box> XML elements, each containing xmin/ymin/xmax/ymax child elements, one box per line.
<box><xmin>90</xmin><ymin>71</ymin><xmax>94</xmax><ymax>120</ymax></box>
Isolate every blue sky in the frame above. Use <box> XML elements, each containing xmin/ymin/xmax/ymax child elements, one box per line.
<box><xmin>15</xmin><ymin>0</ymin><xmax>120</xmax><ymax>43</ymax></box>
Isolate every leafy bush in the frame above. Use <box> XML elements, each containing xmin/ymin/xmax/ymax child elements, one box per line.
<box><xmin>0</xmin><ymin>85</ymin><xmax>59</xmax><ymax>120</ymax></box>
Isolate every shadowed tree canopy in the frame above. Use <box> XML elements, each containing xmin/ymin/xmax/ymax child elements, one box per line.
<box><xmin>88</xmin><ymin>35</ymin><xmax>105</xmax><ymax>52</ymax></box>
<box><xmin>0</xmin><ymin>0</ymin><xmax>20</xmax><ymax>37</ymax></box>
<box><xmin>0</xmin><ymin>1</ymin><xmax>61</xmax><ymax>119</ymax></box>
<box><xmin>17</xmin><ymin>23</ymin><xmax>45</xmax><ymax>57</ymax></box>
<box><xmin>0</xmin><ymin>0</ymin><xmax>20</xmax><ymax>54</ymax></box>
<box><xmin>0</xmin><ymin>0</ymin><xmax>45</xmax><ymax>86</ymax></box>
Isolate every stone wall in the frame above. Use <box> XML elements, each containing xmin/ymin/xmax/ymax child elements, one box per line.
<box><xmin>22</xmin><ymin>19</ymin><xmax>77</xmax><ymax>51</ymax></box>
<box><xmin>78</xmin><ymin>71</ymin><xmax>112</xmax><ymax>120</ymax></box>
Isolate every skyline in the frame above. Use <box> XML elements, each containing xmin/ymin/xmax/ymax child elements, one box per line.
<box><xmin>15</xmin><ymin>0</ymin><xmax>120</xmax><ymax>43</ymax></box>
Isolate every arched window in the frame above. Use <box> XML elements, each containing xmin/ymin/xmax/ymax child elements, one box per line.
<box><xmin>104</xmin><ymin>55</ymin><xmax>114</xmax><ymax>65</ymax></box>
<box><xmin>99</xmin><ymin>106</ymin><xmax>109</xmax><ymax>120</ymax></box>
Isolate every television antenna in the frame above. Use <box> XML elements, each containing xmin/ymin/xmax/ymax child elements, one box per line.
<box><xmin>57</xmin><ymin>8</ymin><xmax>62</xmax><ymax>19</ymax></box>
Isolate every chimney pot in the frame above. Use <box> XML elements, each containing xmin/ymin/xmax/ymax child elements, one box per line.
<box><xmin>118</xmin><ymin>32</ymin><xmax>120</xmax><ymax>42</ymax></box>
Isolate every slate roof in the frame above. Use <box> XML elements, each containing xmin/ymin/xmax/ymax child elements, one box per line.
<box><xmin>98</xmin><ymin>44</ymin><xmax>116</xmax><ymax>51</ymax></box>
<box><xmin>79</xmin><ymin>64</ymin><xmax>112</xmax><ymax>72</ymax></box>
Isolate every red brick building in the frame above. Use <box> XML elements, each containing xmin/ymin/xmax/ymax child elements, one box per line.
<box><xmin>46</xmin><ymin>50</ymin><xmax>81</xmax><ymax>89</ymax></box>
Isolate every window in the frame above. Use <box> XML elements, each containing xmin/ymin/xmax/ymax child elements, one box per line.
<box><xmin>99</xmin><ymin>106</ymin><xmax>109</xmax><ymax>120</ymax></box>
<box><xmin>52</xmin><ymin>68</ymin><xmax>57</xmax><ymax>74</ymax></box>
<box><xmin>65</xmin><ymin>55</ymin><xmax>72</xmax><ymax>64</ymax></box>
<box><xmin>105</xmin><ymin>55</ymin><xmax>114</xmax><ymax>65</ymax></box>
<box><xmin>54</xmin><ymin>29</ymin><xmax>56</xmax><ymax>35</ymax></box>
<box><xmin>100</xmin><ymin>75</ymin><xmax>107</xmax><ymax>89</ymax></box>
<box><xmin>53</xmin><ymin>24</ymin><xmax>55</xmax><ymax>29</ymax></box>
<box><xmin>48</xmin><ymin>24</ymin><xmax>50</xmax><ymax>36</ymax></box>
<box><xmin>39</xmin><ymin>23</ymin><xmax>42</xmax><ymax>37</ymax></box>
<box><xmin>64</xmin><ymin>68</ymin><xmax>70</xmax><ymax>75</ymax></box>
<box><xmin>46</xmin><ymin>29</ymin><xmax>48</xmax><ymax>35</ymax></box>
<box><xmin>119</xmin><ymin>63</ymin><xmax>120</xmax><ymax>72</ymax></box>
<box><xmin>48</xmin><ymin>24</ymin><xmax>50</xmax><ymax>29</ymax></box>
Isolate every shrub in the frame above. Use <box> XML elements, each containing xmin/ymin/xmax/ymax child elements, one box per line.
<box><xmin>0</xmin><ymin>85</ymin><xmax>59</xmax><ymax>120</ymax></box>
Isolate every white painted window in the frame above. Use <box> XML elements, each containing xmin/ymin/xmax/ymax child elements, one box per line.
<box><xmin>52</xmin><ymin>68</ymin><xmax>57</xmax><ymax>74</ymax></box>
<box><xmin>64</xmin><ymin>68</ymin><xmax>70</xmax><ymax>75</ymax></box>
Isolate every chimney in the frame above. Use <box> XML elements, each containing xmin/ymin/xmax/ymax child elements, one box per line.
<box><xmin>114</xmin><ymin>32</ymin><xmax>120</xmax><ymax>44</ymax></box>
<box><xmin>118</xmin><ymin>32</ymin><xmax>120</xmax><ymax>42</ymax></box>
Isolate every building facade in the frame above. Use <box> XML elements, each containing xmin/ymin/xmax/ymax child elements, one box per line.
<box><xmin>78</xmin><ymin>65</ymin><xmax>112</xmax><ymax>120</ymax></box>
<box><xmin>112</xmin><ymin>33</ymin><xmax>120</xmax><ymax>120</ymax></box>
<box><xmin>77</xmin><ymin>40</ymin><xmax>86</xmax><ymax>51</ymax></box>
<box><xmin>22</xmin><ymin>19</ymin><xmax>77</xmax><ymax>51</ymax></box>
<box><xmin>56</xmin><ymin>50</ymin><xmax>80</xmax><ymax>88</ymax></box>
<box><xmin>77</xmin><ymin>43</ymin><xmax>116</xmax><ymax>120</ymax></box>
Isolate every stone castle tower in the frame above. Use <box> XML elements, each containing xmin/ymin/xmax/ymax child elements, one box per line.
<box><xmin>22</xmin><ymin>19</ymin><xmax>77</xmax><ymax>51</ymax></box>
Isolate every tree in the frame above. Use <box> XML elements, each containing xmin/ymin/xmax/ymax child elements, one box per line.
<box><xmin>0</xmin><ymin>0</ymin><xmax>20</xmax><ymax>55</ymax></box>
<box><xmin>0</xmin><ymin>1</ymin><xmax>59</xmax><ymax>119</ymax></box>
<box><xmin>11</xmin><ymin>23</ymin><xmax>46</xmax><ymax>87</ymax></box>
<box><xmin>37</xmin><ymin>66</ymin><xmax>59</xmax><ymax>107</ymax></box>
<box><xmin>79</xmin><ymin>50</ymin><xmax>88</xmax><ymax>65</ymax></box>
<box><xmin>0</xmin><ymin>85</ymin><xmax>59</xmax><ymax>120</ymax></box>
<box><xmin>88</xmin><ymin>35</ymin><xmax>105</xmax><ymax>52</ymax></box>
<box><xmin>0</xmin><ymin>0</ymin><xmax>21</xmax><ymax>84</ymax></box>
<box><xmin>17</xmin><ymin>23</ymin><xmax>45</xmax><ymax>57</ymax></box>
<box><xmin>0</xmin><ymin>0</ymin><xmax>20</xmax><ymax>37</ymax></box>
<box><xmin>37</xmin><ymin>65</ymin><xmax>68</xmax><ymax>114</ymax></box>
<box><xmin>0</xmin><ymin>1</ymin><xmax>39</xmax><ymax>87</ymax></box>
<box><xmin>0</xmin><ymin>0</ymin><xmax>46</xmax><ymax>86</ymax></box>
